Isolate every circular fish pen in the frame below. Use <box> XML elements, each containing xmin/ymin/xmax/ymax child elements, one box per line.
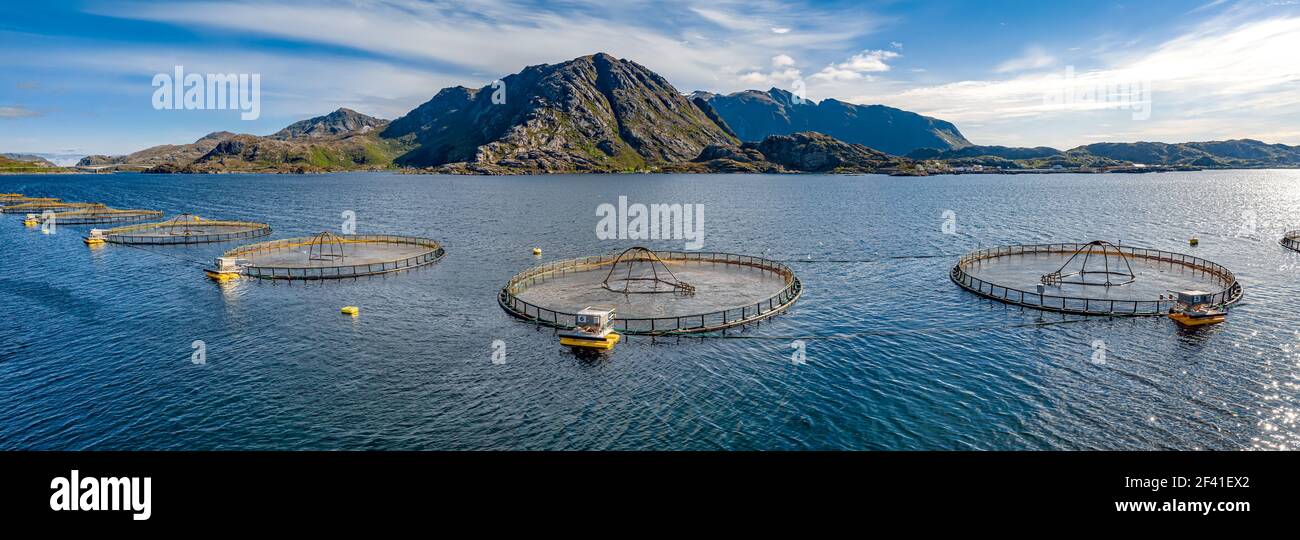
<box><xmin>32</xmin><ymin>208</ymin><xmax>163</xmax><ymax>225</ymax></box>
<box><xmin>499</xmin><ymin>248</ymin><xmax>802</xmax><ymax>335</ymax></box>
<box><xmin>215</xmin><ymin>232</ymin><xmax>445</xmax><ymax>280</ymax></box>
<box><xmin>1</xmin><ymin>201</ymin><xmax>102</xmax><ymax>214</ymax></box>
<box><xmin>951</xmin><ymin>241</ymin><xmax>1242</xmax><ymax>316</ymax></box>
<box><xmin>1281</xmin><ymin>231</ymin><xmax>1300</xmax><ymax>253</ymax></box>
<box><xmin>96</xmin><ymin>214</ymin><xmax>271</xmax><ymax>245</ymax></box>
<box><xmin>0</xmin><ymin>195</ymin><xmax>59</xmax><ymax>206</ymax></box>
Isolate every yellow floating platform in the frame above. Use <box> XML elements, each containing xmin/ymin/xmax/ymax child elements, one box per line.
<box><xmin>560</xmin><ymin>332</ymin><xmax>620</xmax><ymax>350</ymax></box>
<box><xmin>1169</xmin><ymin>311</ymin><xmax>1224</xmax><ymax>327</ymax></box>
<box><xmin>205</xmin><ymin>270</ymin><xmax>240</xmax><ymax>282</ymax></box>
<box><xmin>83</xmin><ymin>237</ymin><xmax>105</xmax><ymax>246</ymax></box>
<box><xmin>341</xmin><ymin>306</ymin><xmax>360</xmax><ymax>316</ymax></box>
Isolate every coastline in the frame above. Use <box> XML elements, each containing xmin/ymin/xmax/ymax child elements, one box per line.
<box><xmin>8</xmin><ymin>165</ymin><xmax>1299</xmax><ymax>177</ymax></box>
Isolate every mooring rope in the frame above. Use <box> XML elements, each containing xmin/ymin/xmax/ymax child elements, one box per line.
<box><xmin>113</xmin><ymin>242</ymin><xmax>211</xmax><ymax>269</ymax></box>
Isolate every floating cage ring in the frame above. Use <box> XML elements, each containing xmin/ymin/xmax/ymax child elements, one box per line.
<box><xmin>33</xmin><ymin>208</ymin><xmax>163</xmax><ymax>225</ymax></box>
<box><xmin>951</xmin><ymin>241</ymin><xmax>1243</xmax><ymax>316</ymax></box>
<box><xmin>499</xmin><ymin>249</ymin><xmax>803</xmax><ymax>336</ymax></box>
<box><xmin>98</xmin><ymin>215</ymin><xmax>272</xmax><ymax>245</ymax></box>
<box><xmin>1</xmin><ymin>201</ymin><xmax>103</xmax><ymax>214</ymax></box>
<box><xmin>1282</xmin><ymin>230</ymin><xmax>1300</xmax><ymax>253</ymax></box>
<box><xmin>600</xmin><ymin>247</ymin><xmax>696</xmax><ymax>296</ymax></box>
<box><xmin>218</xmin><ymin>234</ymin><xmax>445</xmax><ymax>280</ymax></box>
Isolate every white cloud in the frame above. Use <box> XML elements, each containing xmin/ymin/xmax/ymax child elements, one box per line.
<box><xmin>811</xmin><ymin>49</ymin><xmax>898</xmax><ymax>81</ymax></box>
<box><xmin>93</xmin><ymin>0</ymin><xmax>884</xmax><ymax>94</ymax></box>
<box><xmin>772</xmin><ymin>54</ymin><xmax>796</xmax><ymax>67</ymax></box>
<box><xmin>994</xmin><ymin>47</ymin><xmax>1055</xmax><ymax>73</ymax></box>
<box><xmin>832</xmin><ymin>14</ymin><xmax>1300</xmax><ymax>147</ymax></box>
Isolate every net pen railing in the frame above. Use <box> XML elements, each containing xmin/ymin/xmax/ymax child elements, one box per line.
<box><xmin>224</xmin><ymin>235</ymin><xmax>445</xmax><ymax>279</ymax></box>
<box><xmin>103</xmin><ymin>218</ymin><xmax>271</xmax><ymax>244</ymax></box>
<box><xmin>951</xmin><ymin>243</ymin><xmax>1242</xmax><ymax>316</ymax></box>
<box><xmin>39</xmin><ymin>209</ymin><xmax>163</xmax><ymax>225</ymax></box>
<box><xmin>1</xmin><ymin>202</ymin><xmax>104</xmax><ymax>213</ymax></box>
<box><xmin>499</xmin><ymin>250</ymin><xmax>802</xmax><ymax>335</ymax></box>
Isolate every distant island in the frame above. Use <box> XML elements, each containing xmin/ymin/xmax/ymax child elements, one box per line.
<box><xmin>31</xmin><ymin>52</ymin><xmax>1300</xmax><ymax>176</ymax></box>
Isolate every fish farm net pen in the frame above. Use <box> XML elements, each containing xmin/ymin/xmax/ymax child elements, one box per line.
<box><xmin>211</xmin><ymin>232</ymin><xmax>446</xmax><ymax>280</ymax></box>
<box><xmin>500</xmin><ymin>249</ymin><xmax>802</xmax><ymax>336</ymax></box>
<box><xmin>950</xmin><ymin>241</ymin><xmax>1243</xmax><ymax>317</ymax></box>
<box><xmin>1</xmin><ymin>202</ymin><xmax>104</xmax><ymax>213</ymax></box>
<box><xmin>92</xmin><ymin>214</ymin><xmax>272</xmax><ymax>245</ymax></box>
<box><xmin>31</xmin><ymin>208</ymin><xmax>163</xmax><ymax>225</ymax></box>
<box><xmin>1281</xmin><ymin>230</ymin><xmax>1300</xmax><ymax>253</ymax></box>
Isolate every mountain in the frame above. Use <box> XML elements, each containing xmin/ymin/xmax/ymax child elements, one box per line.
<box><xmin>1</xmin><ymin>153</ymin><xmax>57</xmax><ymax>167</ymax></box>
<box><xmin>271</xmin><ymin>108</ymin><xmax>388</xmax><ymax>140</ymax></box>
<box><xmin>693</xmin><ymin>88</ymin><xmax>970</xmax><ymax>156</ymax></box>
<box><xmin>0</xmin><ymin>155</ymin><xmax>69</xmax><ymax>173</ymax></box>
<box><xmin>79</xmin><ymin>131</ymin><xmax>236</xmax><ymax>167</ymax></box>
<box><xmin>1070</xmin><ymin>140</ymin><xmax>1300</xmax><ymax>167</ymax></box>
<box><xmin>906</xmin><ymin>145</ymin><xmax>1061</xmax><ymax>161</ymax></box>
<box><xmin>78</xmin><ymin>109</ymin><xmax>406</xmax><ymax>172</ymax></box>
<box><xmin>905</xmin><ymin>139</ymin><xmax>1300</xmax><ymax>171</ymax></box>
<box><xmin>667</xmin><ymin>132</ymin><xmax>909</xmax><ymax>174</ymax></box>
<box><xmin>382</xmin><ymin>52</ymin><xmax>735</xmax><ymax>173</ymax></box>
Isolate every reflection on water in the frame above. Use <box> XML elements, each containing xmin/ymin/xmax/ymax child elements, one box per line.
<box><xmin>1</xmin><ymin>170</ymin><xmax>1299</xmax><ymax>450</ymax></box>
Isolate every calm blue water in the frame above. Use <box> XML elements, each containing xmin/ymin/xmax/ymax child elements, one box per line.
<box><xmin>2</xmin><ymin>170</ymin><xmax>1299</xmax><ymax>450</ymax></box>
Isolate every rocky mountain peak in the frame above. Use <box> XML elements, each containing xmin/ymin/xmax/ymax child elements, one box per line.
<box><xmin>271</xmin><ymin>108</ymin><xmax>388</xmax><ymax>140</ymax></box>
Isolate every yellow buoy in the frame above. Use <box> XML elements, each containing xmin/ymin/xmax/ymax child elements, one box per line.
<box><xmin>532</xmin><ymin>247</ymin><xmax>542</xmax><ymax>256</ymax></box>
<box><xmin>23</xmin><ymin>218</ymin><xmax>38</xmax><ymax>227</ymax></box>
<box><xmin>341</xmin><ymin>306</ymin><xmax>359</xmax><ymax>316</ymax></box>
<box><xmin>1189</xmin><ymin>237</ymin><xmax>1199</xmax><ymax>246</ymax></box>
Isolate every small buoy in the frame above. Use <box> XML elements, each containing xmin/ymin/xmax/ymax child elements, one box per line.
<box><xmin>532</xmin><ymin>247</ymin><xmax>542</xmax><ymax>256</ymax></box>
<box><xmin>341</xmin><ymin>306</ymin><xmax>359</xmax><ymax>316</ymax></box>
<box><xmin>1189</xmin><ymin>237</ymin><xmax>1199</xmax><ymax>246</ymax></box>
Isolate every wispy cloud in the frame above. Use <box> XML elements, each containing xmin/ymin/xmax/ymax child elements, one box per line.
<box><xmin>827</xmin><ymin>13</ymin><xmax>1300</xmax><ymax>146</ymax></box>
<box><xmin>93</xmin><ymin>0</ymin><xmax>884</xmax><ymax>94</ymax></box>
<box><xmin>994</xmin><ymin>47</ymin><xmax>1055</xmax><ymax>73</ymax></box>
<box><xmin>0</xmin><ymin>106</ymin><xmax>42</xmax><ymax>119</ymax></box>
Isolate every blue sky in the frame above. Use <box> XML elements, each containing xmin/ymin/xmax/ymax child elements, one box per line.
<box><xmin>3</xmin><ymin>0</ymin><xmax>1300</xmax><ymax>159</ymax></box>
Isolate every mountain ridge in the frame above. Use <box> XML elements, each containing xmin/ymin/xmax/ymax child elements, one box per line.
<box><xmin>694</xmin><ymin>88</ymin><xmax>970</xmax><ymax>156</ymax></box>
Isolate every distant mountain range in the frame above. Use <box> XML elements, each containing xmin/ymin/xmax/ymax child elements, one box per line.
<box><xmin>58</xmin><ymin>52</ymin><xmax>1300</xmax><ymax>175</ymax></box>
<box><xmin>906</xmin><ymin>140</ymin><xmax>1300</xmax><ymax>170</ymax></box>
<box><xmin>78</xmin><ymin>109</ymin><xmax>405</xmax><ymax>173</ymax></box>
<box><xmin>693</xmin><ymin>88</ymin><xmax>970</xmax><ymax>155</ymax></box>
<box><xmin>1</xmin><ymin>153</ymin><xmax>57</xmax><ymax>167</ymax></box>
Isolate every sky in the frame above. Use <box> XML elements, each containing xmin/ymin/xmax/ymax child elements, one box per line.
<box><xmin>3</xmin><ymin>0</ymin><xmax>1300</xmax><ymax>158</ymax></box>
